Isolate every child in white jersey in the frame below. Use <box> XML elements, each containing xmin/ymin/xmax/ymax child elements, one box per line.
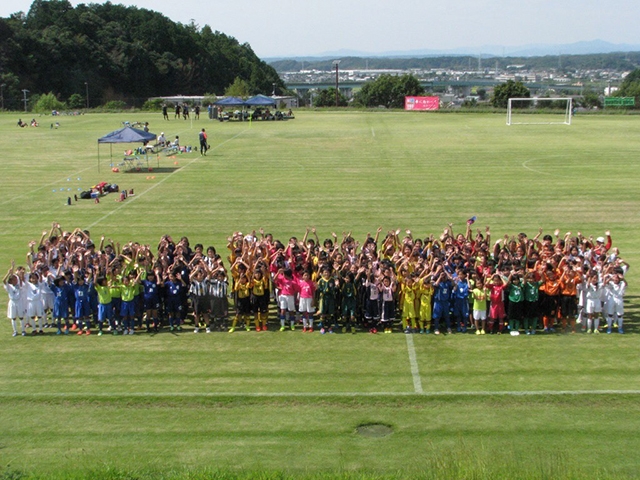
<box><xmin>604</xmin><ymin>273</ymin><xmax>626</xmax><ymax>334</ymax></box>
<box><xmin>3</xmin><ymin>265</ymin><xmax>22</xmax><ymax>336</ymax></box>
<box><xmin>25</xmin><ymin>272</ymin><xmax>45</xmax><ymax>334</ymax></box>
<box><xmin>583</xmin><ymin>274</ymin><xmax>603</xmax><ymax>334</ymax></box>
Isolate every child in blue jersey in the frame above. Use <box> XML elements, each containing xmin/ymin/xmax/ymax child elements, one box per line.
<box><xmin>72</xmin><ymin>269</ymin><xmax>92</xmax><ymax>335</ymax></box>
<box><xmin>64</xmin><ymin>271</ymin><xmax>75</xmax><ymax>329</ymax></box>
<box><xmin>432</xmin><ymin>268</ymin><xmax>453</xmax><ymax>335</ymax></box>
<box><xmin>164</xmin><ymin>271</ymin><xmax>187</xmax><ymax>331</ymax></box>
<box><xmin>452</xmin><ymin>269</ymin><xmax>470</xmax><ymax>333</ymax></box>
<box><xmin>120</xmin><ymin>270</ymin><xmax>142</xmax><ymax>335</ymax></box>
<box><xmin>50</xmin><ymin>275</ymin><xmax>71</xmax><ymax>334</ymax></box>
<box><xmin>142</xmin><ymin>270</ymin><xmax>162</xmax><ymax>332</ymax></box>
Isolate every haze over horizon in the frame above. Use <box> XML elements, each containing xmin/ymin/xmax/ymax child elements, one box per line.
<box><xmin>2</xmin><ymin>0</ymin><xmax>639</xmax><ymax>58</ymax></box>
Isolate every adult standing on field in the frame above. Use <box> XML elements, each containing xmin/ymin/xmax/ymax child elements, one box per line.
<box><xmin>199</xmin><ymin>128</ymin><xmax>208</xmax><ymax>156</ymax></box>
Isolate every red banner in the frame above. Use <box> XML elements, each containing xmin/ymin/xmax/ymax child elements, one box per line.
<box><xmin>405</xmin><ymin>96</ymin><xmax>440</xmax><ymax>111</ymax></box>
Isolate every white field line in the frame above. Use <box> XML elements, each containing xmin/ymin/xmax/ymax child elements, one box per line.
<box><xmin>405</xmin><ymin>333</ymin><xmax>423</xmax><ymax>393</ymax></box>
<box><xmin>84</xmin><ymin>130</ymin><xmax>245</xmax><ymax>230</ymax></box>
<box><xmin>2</xmin><ymin>390</ymin><xmax>640</xmax><ymax>399</ymax></box>
<box><xmin>371</xmin><ymin>127</ymin><xmax>375</xmax><ymax>137</ymax></box>
<box><xmin>0</xmin><ymin>165</ymin><xmax>96</xmax><ymax>207</ymax></box>
<box><xmin>522</xmin><ymin>158</ymin><xmax>552</xmax><ymax>176</ymax></box>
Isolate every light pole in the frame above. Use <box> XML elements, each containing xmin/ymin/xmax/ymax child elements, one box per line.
<box><xmin>332</xmin><ymin>60</ymin><xmax>340</xmax><ymax>107</ymax></box>
<box><xmin>0</xmin><ymin>84</ymin><xmax>5</xmax><ymax>111</ymax></box>
<box><xmin>84</xmin><ymin>82</ymin><xmax>89</xmax><ymax>109</ymax></box>
<box><xmin>22</xmin><ymin>89</ymin><xmax>29</xmax><ymax>112</ymax></box>
<box><xmin>272</xmin><ymin>82</ymin><xmax>276</xmax><ymax>96</ymax></box>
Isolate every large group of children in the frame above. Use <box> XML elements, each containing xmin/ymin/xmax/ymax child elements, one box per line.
<box><xmin>3</xmin><ymin>221</ymin><xmax>629</xmax><ymax>338</ymax></box>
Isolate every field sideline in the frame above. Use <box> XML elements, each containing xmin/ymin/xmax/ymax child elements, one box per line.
<box><xmin>0</xmin><ymin>111</ymin><xmax>639</xmax><ymax>479</ymax></box>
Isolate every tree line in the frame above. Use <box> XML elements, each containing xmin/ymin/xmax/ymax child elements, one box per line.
<box><xmin>270</xmin><ymin>52</ymin><xmax>640</xmax><ymax>74</ymax></box>
<box><xmin>0</xmin><ymin>0</ymin><xmax>285</xmax><ymax>110</ymax></box>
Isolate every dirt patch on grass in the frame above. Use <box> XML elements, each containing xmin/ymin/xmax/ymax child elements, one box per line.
<box><xmin>355</xmin><ymin>423</ymin><xmax>393</xmax><ymax>437</ymax></box>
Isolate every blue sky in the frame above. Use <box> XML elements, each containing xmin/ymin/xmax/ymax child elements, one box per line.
<box><xmin>2</xmin><ymin>0</ymin><xmax>639</xmax><ymax>57</ymax></box>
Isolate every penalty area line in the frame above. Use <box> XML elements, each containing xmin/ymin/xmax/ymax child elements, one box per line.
<box><xmin>2</xmin><ymin>390</ymin><xmax>640</xmax><ymax>398</ymax></box>
<box><xmin>405</xmin><ymin>333</ymin><xmax>423</xmax><ymax>394</ymax></box>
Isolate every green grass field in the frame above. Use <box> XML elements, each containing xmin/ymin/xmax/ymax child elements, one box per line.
<box><xmin>0</xmin><ymin>111</ymin><xmax>639</xmax><ymax>479</ymax></box>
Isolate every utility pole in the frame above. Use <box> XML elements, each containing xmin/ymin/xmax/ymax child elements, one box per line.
<box><xmin>84</xmin><ymin>82</ymin><xmax>89</xmax><ymax>109</ymax></box>
<box><xmin>332</xmin><ymin>60</ymin><xmax>340</xmax><ymax>107</ymax></box>
<box><xmin>22</xmin><ymin>89</ymin><xmax>29</xmax><ymax>112</ymax></box>
<box><xmin>0</xmin><ymin>84</ymin><xmax>5</xmax><ymax>111</ymax></box>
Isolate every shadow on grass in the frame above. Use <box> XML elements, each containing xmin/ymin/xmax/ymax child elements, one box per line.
<box><xmin>121</xmin><ymin>167</ymin><xmax>180</xmax><ymax>174</ymax></box>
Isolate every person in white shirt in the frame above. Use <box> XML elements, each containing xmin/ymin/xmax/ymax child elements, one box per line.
<box><xmin>3</xmin><ymin>264</ymin><xmax>22</xmax><ymax>336</ymax></box>
<box><xmin>604</xmin><ymin>273</ymin><xmax>626</xmax><ymax>334</ymax></box>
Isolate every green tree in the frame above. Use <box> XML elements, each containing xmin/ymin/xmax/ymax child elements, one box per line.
<box><xmin>67</xmin><ymin>93</ymin><xmax>85</xmax><ymax>109</ymax></box>
<box><xmin>224</xmin><ymin>77</ymin><xmax>251</xmax><ymax>98</ymax></box>
<box><xmin>579</xmin><ymin>89</ymin><xmax>602</xmax><ymax>109</ymax></box>
<box><xmin>141</xmin><ymin>98</ymin><xmax>164</xmax><ymax>111</ymax></box>
<box><xmin>33</xmin><ymin>91</ymin><xmax>66</xmax><ymax>112</ymax></box>
<box><xmin>0</xmin><ymin>2</ymin><xmax>285</xmax><ymax>105</ymax></box>
<box><xmin>537</xmin><ymin>92</ymin><xmax>568</xmax><ymax>110</ymax></box>
<box><xmin>615</xmin><ymin>68</ymin><xmax>640</xmax><ymax>108</ymax></box>
<box><xmin>491</xmin><ymin>80</ymin><xmax>530</xmax><ymax>109</ymax></box>
<box><xmin>354</xmin><ymin>74</ymin><xmax>424</xmax><ymax>108</ymax></box>
<box><xmin>313</xmin><ymin>88</ymin><xmax>347</xmax><ymax>107</ymax></box>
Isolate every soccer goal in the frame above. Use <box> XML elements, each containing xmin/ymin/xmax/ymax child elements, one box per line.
<box><xmin>506</xmin><ymin>97</ymin><xmax>572</xmax><ymax>125</ymax></box>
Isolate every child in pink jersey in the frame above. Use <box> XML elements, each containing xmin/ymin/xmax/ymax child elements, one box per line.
<box><xmin>297</xmin><ymin>271</ymin><xmax>316</xmax><ymax>332</ymax></box>
<box><xmin>274</xmin><ymin>268</ymin><xmax>298</xmax><ymax>331</ymax></box>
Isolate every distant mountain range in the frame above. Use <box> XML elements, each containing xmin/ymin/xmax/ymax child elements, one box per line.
<box><xmin>265</xmin><ymin>40</ymin><xmax>640</xmax><ymax>61</ymax></box>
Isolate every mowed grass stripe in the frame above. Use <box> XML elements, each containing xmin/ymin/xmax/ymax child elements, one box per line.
<box><xmin>2</xmin><ymin>389</ymin><xmax>640</xmax><ymax>398</ymax></box>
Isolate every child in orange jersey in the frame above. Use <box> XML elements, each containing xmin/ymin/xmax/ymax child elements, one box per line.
<box><xmin>559</xmin><ymin>263</ymin><xmax>581</xmax><ymax>333</ymax></box>
<box><xmin>540</xmin><ymin>266</ymin><xmax>561</xmax><ymax>333</ymax></box>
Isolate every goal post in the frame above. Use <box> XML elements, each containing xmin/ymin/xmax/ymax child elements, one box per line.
<box><xmin>506</xmin><ymin>97</ymin><xmax>572</xmax><ymax>125</ymax></box>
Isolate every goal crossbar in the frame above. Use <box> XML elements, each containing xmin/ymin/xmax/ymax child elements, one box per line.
<box><xmin>507</xmin><ymin>97</ymin><xmax>572</xmax><ymax>125</ymax></box>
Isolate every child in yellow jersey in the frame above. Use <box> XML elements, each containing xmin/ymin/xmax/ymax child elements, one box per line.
<box><xmin>230</xmin><ymin>275</ymin><xmax>251</xmax><ymax>333</ymax></box>
<box><xmin>250</xmin><ymin>269</ymin><xmax>270</xmax><ymax>331</ymax></box>
<box><xmin>416</xmin><ymin>273</ymin><xmax>433</xmax><ymax>333</ymax></box>
<box><xmin>472</xmin><ymin>279</ymin><xmax>490</xmax><ymax>335</ymax></box>
<box><xmin>108</xmin><ymin>270</ymin><xmax>122</xmax><ymax>332</ymax></box>
<box><xmin>400</xmin><ymin>275</ymin><xmax>418</xmax><ymax>334</ymax></box>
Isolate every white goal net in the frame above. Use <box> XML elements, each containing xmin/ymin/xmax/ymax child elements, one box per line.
<box><xmin>506</xmin><ymin>97</ymin><xmax>572</xmax><ymax>125</ymax></box>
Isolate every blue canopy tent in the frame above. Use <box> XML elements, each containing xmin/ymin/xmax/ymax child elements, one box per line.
<box><xmin>97</xmin><ymin>126</ymin><xmax>157</xmax><ymax>172</ymax></box>
<box><xmin>244</xmin><ymin>94</ymin><xmax>276</xmax><ymax>106</ymax></box>
<box><xmin>213</xmin><ymin>96</ymin><xmax>246</xmax><ymax>107</ymax></box>
<box><xmin>213</xmin><ymin>96</ymin><xmax>249</xmax><ymax>121</ymax></box>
